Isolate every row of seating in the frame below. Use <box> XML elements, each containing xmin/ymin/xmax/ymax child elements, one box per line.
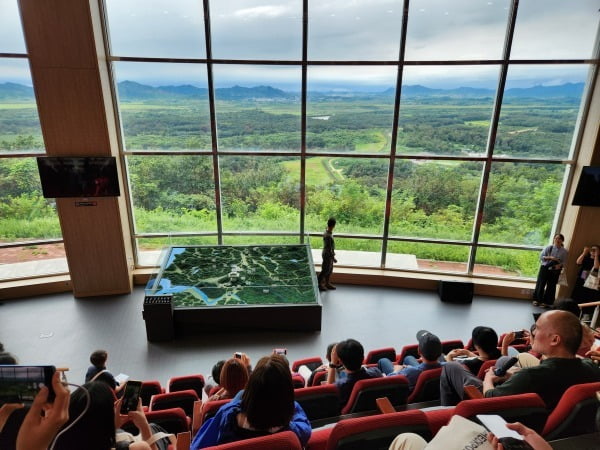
<box><xmin>195</xmin><ymin>381</ymin><xmax>600</xmax><ymax>450</ymax></box>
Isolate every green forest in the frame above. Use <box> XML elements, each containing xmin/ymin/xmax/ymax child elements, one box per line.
<box><xmin>0</xmin><ymin>82</ymin><xmax>579</xmax><ymax>277</ymax></box>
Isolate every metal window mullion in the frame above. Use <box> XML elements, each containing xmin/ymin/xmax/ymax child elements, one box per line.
<box><xmin>468</xmin><ymin>0</ymin><xmax>519</xmax><ymax>274</ymax></box>
<box><xmin>381</xmin><ymin>0</ymin><xmax>410</xmax><ymax>269</ymax></box>
<box><xmin>299</xmin><ymin>0</ymin><xmax>308</xmax><ymax>243</ymax></box>
<box><xmin>202</xmin><ymin>0</ymin><xmax>223</xmax><ymax>245</ymax></box>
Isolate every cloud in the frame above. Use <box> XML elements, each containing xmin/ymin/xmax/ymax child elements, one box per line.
<box><xmin>233</xmin><ymin>5</ymin><xmax>291</xmax><ymax>19</ymax></box>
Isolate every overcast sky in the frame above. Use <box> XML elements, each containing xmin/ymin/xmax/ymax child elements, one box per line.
<box><xmin>1</xmin><ymin>0</ymin><xmax>598</xmax><ymax>89</ymax></box>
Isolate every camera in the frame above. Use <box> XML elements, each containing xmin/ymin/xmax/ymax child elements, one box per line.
<box><xmin>273</xmin><ymin>348</ymin><xmax>287</xmax><ymax>355</ymax></box>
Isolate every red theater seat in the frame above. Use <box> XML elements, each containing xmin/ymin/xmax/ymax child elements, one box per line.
<box><xmin>542</xmin><ymin>381</ymin><xmax>600</xmax><ymax>440</ymax></box>
<box><xmin>168</xmin><ymin>374</ymin><xmax>205</xmax><ymax>398</ymax></box>
<box><xmin>441</xmin><ymin>339</ymin><xmax>465</xmax><ymax>355</ymax></box>
<box><xmin>294</xmin><ymin>384</ymin><xmax>340</xmax><ymax>421</ymax></box>
<box><xmin>364</xmin><ymin>347</ymin><xmax>396</xmax><ymax>365</ymax></box>
<box><xmin>396</xmin><ymin>344</ymin><xmax>419</xmax><ymax>364</ymax></box>
<box><xmin>140</xmin><ymin>380</ymin><xmax>164</xmax><ymax>407</ymax></box>
<box><xmin>311</xmin><ymin>370</ymin><xmax>328</xmax><ymax>386</ymax></box>
<box><xmin>454</xmin><ymin>393</ymin><xmax>548</xmax><ymax>433</ymax></box>
<box><xmin>202</xmin><ymin>431</ymin><xmax>302</xmax><ymax>450</ymax></box>
<box><xmin>341</xmin><ymin>375</ymin><xmax>409</xmax><ymax>415</ymax></box>
<box><xmin>291</xmin><ymin>356</ymin><xmax>323</xmax><ymax>373</ymax></box>
<box><xmin>144</xmin><ymin>407</ymin><xmax>190</xmax><ymax>434</ymax></box>
<box><xmin>324</xmin><ymin>409</ymin><xmax>431</xmax><ymax>450</ymax></box>
<box><xmin>407</xmin><ymin>367</ymin><xmax>442</xmax><ymax>404</ymax></box>
<box><xmin>150</xmin><ymin>390</ymin><xmax>199</xmax><ymax>418</ymax></box>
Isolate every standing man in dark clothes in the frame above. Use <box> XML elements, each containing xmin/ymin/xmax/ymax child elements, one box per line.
<box><xmin>318</xmin><ymin>217</ymin><xmax>337</xmax><ymax>291</ymax></box>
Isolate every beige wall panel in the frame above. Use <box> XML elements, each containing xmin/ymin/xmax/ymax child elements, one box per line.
<box><xmin>18</xmin><ymin>0</ymin><xmax>97</xmax><ymax>69</ymax></box>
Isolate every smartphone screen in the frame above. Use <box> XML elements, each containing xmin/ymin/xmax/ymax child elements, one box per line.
<box><xmin>476</xmin><ymin>414</ymin><xmax>524</xmax><ymax>440</ymax></box>
<box><xmin>120</xmin><ymin>380</ymin><xmax>142</xmax><ymax>414</ymax></box>
<box><xmin>0</xmin><ymin>365</ymin><xmax>56</xmax><ymax>406</ymax></box>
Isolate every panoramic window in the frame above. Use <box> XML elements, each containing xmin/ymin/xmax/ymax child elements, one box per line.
<box><xmin>0</xmin><ymin>5</ymin><xmax>65</xmax><ymax>281</ymax></box>
<box><xmin>100</xmin><ymin>0</ymin><xmax>598</xmax><ymax>279</ymax></box>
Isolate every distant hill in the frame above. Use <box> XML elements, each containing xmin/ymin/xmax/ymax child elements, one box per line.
<box><xmin>385</xmin><ymin>83</ymin><xmax>584</xmax><ymax>98</ymax></box>
<box><xmin>0</xmin><ymin>80</ymin><xmax>585</xmax><ymax>102</ymax></box>
<box><xmin>0</xmin><ymin>82</ymin><xmax>35</xmax><ymax>100</ymax></box>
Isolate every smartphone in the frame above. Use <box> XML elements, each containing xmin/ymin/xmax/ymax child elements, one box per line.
<box><xmin>476</xmin><ymin>414</ymin><xmax>523</xmax><ymax>439</ymax></box>
<box><xmin>273</xmin><ymin>348</ymin><xmax>287</xmax><ymax>355</ymax></box>
<box><xmin>234</xmin><ymin>352</ymin><xmax>243</xmax><ymax>359</ymax></box>
<box><xmin>513</xmin><ymin>330</ymin><xmax>525</xmax><ymax>339</ymax></box>
<box><xmin>477</xmin><ymin>415</ymin><xmax>533</xmax><ymax>450</ymax></box>
<box><xmin>0</xmin><ymin>365</ymin><xmax>56</xmax><ymax>406</ymax></box>
<box><xmin>494</xmin><ymin>357</ymin><xmax>519</xmax><ymax>376</ymax></box>
<box><xmin>120</xmin><ymin>380</ymin><xmax>142</xmax><ymax>414</ymax></box>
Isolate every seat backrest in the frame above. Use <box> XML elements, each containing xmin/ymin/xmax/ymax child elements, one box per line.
<box><xmin>542</xmin><ymin>381</ymin><xmax>600</xmax><ymax>440</ymax></box>
<box><xmin>325</xmin><ymin>409</ymin><xmax>431</xmax><ymax>450</ymax></box>
<box><xmin>150</xmin><ymin>389</ymin><xmax>199</xmax><ymax>417</ymax></box>
<box><xmin>294</xmin><ymin>384</ymin><xmax>341</xmax><ymax>421</ymax></box>
<box><xmin>311</xmin><ymin>370</ymin><xmax>328</xmax><ymax>386</ymax></box>
<box><xmin>396</xmin><ymin>344</ymin><xmax>419</xmax><ymax>364</ymax></box>
<box><xmin>144</xmin><ymin>407</ymin><xmax>190</xmax><ymax>434</ymax></box>
<box><xmin>291</xmin><ymin>356</ymin><xmax>323</xmax><ymax>373</ymax></box>
<box><xmin>341</xmin><ymin>375</ymin><xmax>409</xmax><ymax>415</ymax></box>
<box><xmin>201</xmin><ymin>399</ymin><xmax>231</xmax><ymax>425</ymax></box>
<box><xmin>364</xmin><ymin>347</ymin><xmax>396</xmax><ymax>365</ymax></box>
<box><xmin>168</xmin><ymin>374</ymin><xmax>206</xmax><ymax>398</ymax></box>
<box><xmin>292</xmin><ymin>374</ymin><xmax>305</xmax><ymax>389</ymax></box>
<box><xmin>202</xmin><ymin>430</ymin><xmax>302</xmax><ymax>450</ymax></box>
<box><xmin>140</xmin><ymin>380</ymin><xmax>164</xmax><ymax>406</ymax></box>
<box><xmin>455</xmin><ymin>393</ymin><xmax>548</xmax><ymax>433</ymax></box>
<box><xmin>441</xmin><ymin>339</ymin><xmax>465</xmax><ymax>355</ymax></box>
<box><xmin>407</xmin><ymin>367</ymin><xmax>442</xmax><ymax>403</ymax></box>
<box><xmin>476</xmin><ymin>359</ymin><xmax>497</xmax><ymax>379</ymax></box>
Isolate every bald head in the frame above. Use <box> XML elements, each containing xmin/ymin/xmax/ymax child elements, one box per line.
<box><xmin>535</xmin><ymin>310</ymin><xmax>582</xmax><ymax>356</ymax></box>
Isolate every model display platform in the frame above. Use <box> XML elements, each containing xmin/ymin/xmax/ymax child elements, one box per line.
<box><xmin>142</xmin><ymin>244</ymin><xmax>322</xmax><ymax>340</ymax></box>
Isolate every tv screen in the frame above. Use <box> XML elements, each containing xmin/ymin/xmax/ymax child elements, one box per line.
<box><xmin>572</xmin><ymin>166</ymin><xmax>600</xmax><ymax>207</ymax></box>
<box><xmin>36</xmin><ymin>156</ymin><xmax>121</xmax><ymax>198</ymax></box>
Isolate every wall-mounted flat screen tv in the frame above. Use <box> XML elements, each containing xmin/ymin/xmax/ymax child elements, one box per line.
<box><xmin>36</xmin><ymin>156</ymin><xmax>120</xmax><ymax>198</ymax></box>
<box><xmin>572</xmin><ymin>166</ymin><xmax>600</xmax><ymax>207</ymax></box>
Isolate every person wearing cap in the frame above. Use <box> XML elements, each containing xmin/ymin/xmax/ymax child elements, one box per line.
<box><xmin>445</xmin><ymin>326</ymin><xmax>501</xmax><ymax>376</ymax></box>
<box><xmin>377</xmin><ymin>330</ymin><xmax>445</xmax><ymax>392</ymax></box>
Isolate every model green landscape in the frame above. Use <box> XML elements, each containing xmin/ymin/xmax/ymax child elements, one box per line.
<box><xmin>150</xmin><ymin>244</ymin><xmax>318</xmax><ymax>307</ymax></box>
<box><xmin>0</xmin><ymin>81</ymin><xmax>583</xmax><ymax>277</ymax></box>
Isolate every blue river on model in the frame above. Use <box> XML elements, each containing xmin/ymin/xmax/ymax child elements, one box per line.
<box><xmin>156</xmin><ymin>248</ymin><xmax>242</xmax><ymax>306</ymax></box>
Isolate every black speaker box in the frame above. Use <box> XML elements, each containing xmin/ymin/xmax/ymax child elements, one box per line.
<box><xmin>438</xmin><ymin>281</ymin><xmax>473</xmax><ymax>304</ymax></box>
<box><xmin>143</xmin><ymin>295</ymin><xmax>174</xmax><ymax>341</ymax></box>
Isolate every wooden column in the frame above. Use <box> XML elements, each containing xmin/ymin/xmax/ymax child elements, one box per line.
<box><xmin>558</xmin><ymin>73</ymin><xmax>600</xmax><ymax>299</ymax></box>
<box><xmin>18</xmin><ymin>0</ymin><xmax>132</xmax><ymax>296</ymax></box>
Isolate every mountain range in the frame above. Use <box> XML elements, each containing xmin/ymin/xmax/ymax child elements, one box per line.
<box><xmin>0</xmin><ymin>80</ymin><xmax>585</xmax><ymax>101</ymax></box>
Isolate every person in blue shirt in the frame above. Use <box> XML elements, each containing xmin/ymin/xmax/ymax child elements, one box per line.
<box><xmin>191</xmin><ymin>354</ymin><xmax>311</xmax><ymax>449</ymax></box>
<box><xmin>377</xmin><ymin>330</ymin><xmax>445</xmax><ymax>391</ymax></box>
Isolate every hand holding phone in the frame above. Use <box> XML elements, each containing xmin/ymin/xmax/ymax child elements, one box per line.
<box><xmin>119</xmin><ymin>380</ymin><xmax>142</xmax><ymax>414</ymax></box>
<box><xmin>0</xmin><ymin>365</ymin><xmax>56</xmax><ymax>406</ymax></box>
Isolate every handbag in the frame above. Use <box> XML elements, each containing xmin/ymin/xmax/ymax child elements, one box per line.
<box><xmin>557</xmin><ymin>268</ymin><xmax>568</xmax><ymax>287</ymax></box>
<box><xmin>583</xmin><ymin>269</ymin><xmax>599</xmax><ymax>290</ymax></box>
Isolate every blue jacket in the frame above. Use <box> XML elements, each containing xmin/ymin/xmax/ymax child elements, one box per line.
<box><xmin>191</xmin><ymin>392</ymin><xmax>311</xmax><ymax>449</ymax></box>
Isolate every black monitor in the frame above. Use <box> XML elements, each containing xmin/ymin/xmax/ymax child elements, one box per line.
<box><xmin>572</xmin><ymin>166</ymin><xmax>600</xmax><ymax>207</ymax></box>
<box><xmin>36</xmin><ymin>156</ymin><xmax>121</xmax><ymax>198</ymax></box>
